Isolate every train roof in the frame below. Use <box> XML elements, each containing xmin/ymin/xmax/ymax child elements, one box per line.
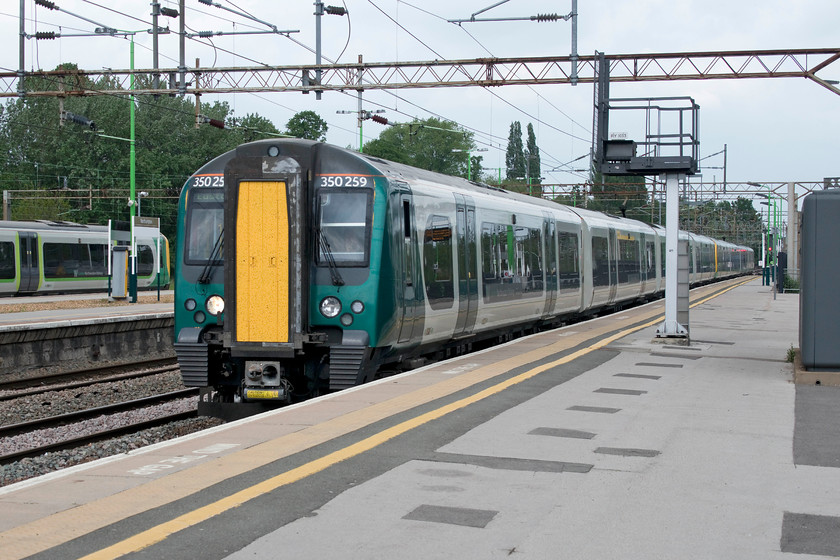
<box><xmin>189</xmin><ymin>139</ymin><xmax>753</xmax><ymax>254</ymax></box>
<box><xmin>0</xmin><ymin>220</ymin><xmax>109</xmax><ymax>233</ymax></box>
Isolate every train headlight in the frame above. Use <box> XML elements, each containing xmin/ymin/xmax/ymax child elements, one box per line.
<box><xmin>351</xmin><ymin>300</ymin><xmax>365</xmax><ymax>314</ymax></box>
<box><xmin>340</xmin><ymin>313</ymin><xmax>354</xmax><ymax>327</ymax></box>
<box><xmin>320</xmin><ymin>296</ymin><xmax>342</xmax><ymax>318</ymax></box>
<box><xmin>206</xmin><ymin>295</ymin><xmax>225</xmax><ymax>316</ymax></box>
<box><xmin>185</xmin><ymin>299</ymin><xmax>197</xmax><ymax>311</ymax></box>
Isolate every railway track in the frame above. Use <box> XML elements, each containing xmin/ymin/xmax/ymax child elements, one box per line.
<box><xmin>0</xmin><ymin>357</ymin><xmax>178</xmax><ymax>397</ymax></box>
<box><xmin>0</xmin><ymin>388</ymin><xmax>199</xmax><ymax>465</ymax></box>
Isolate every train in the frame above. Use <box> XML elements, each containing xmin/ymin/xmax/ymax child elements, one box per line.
<box><xmin>0</xmin><ymin>220</ymin><xmax>170</xmax><ymax>296</ymax></box>
<box><xmin>173</xmin><ymin>139</ymin><xmax>753</xmax><ymax>414</ymax></box>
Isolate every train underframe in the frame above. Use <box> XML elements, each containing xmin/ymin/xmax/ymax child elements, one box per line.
<box><xmin>182</xmin><ymin>292</ymin><xmax>660</xmax><ymax>420</ymax></box>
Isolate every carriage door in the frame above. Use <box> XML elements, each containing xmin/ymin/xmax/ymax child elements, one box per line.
<box><xmin>454</xmin><ymin>194</ymin><xmax>478</xmax><ymax>336</ymax></box>
<box><xmin>608</xmin><ymin>227</ymin><xmax>618</xmax><ymax>302</ymax></box>
<box><xmin>19</xmin><ymin>232</ymin><xmax>39</xmax><ymax>293</ymax></box>
<box><xmin>542</xmin><ymin>214</ymin><xmax>557</xmax><ymax>317</ymax></box>
<box><xmin>398</xmin><ymin>192</ymin><xmax>420</xmax><ymax>343</ymax></box>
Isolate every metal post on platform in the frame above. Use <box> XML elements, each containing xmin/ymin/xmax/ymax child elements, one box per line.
<box><xmin>657</xmin><ymin>172</ymin><xmax>689</xmax><ymax>340</ymax></box>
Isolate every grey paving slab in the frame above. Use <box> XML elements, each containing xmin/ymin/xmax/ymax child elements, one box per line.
<box><xmin>217</xmin><ymin>282</ymin><xmax>840</xmax><ymax>560</ymax></box>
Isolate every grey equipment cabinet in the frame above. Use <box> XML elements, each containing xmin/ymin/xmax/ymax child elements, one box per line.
<box><xmin>800</xmin><ymin>189</ymin><xmax>840</xmax><ymax>370</ymax></box>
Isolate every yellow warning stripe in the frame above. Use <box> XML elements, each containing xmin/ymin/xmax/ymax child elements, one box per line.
<box><xmin>77</xmin><ymin>276</ymin><xmax>755</xmax><ymax>559</ymax></box>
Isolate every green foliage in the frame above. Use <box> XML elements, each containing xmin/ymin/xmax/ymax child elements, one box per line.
<box><xmin>285</xmin><ymin>110</ymin><xmax>328</xmax><ymax>141</ymax></box>
<box><xmin>363</xmin><ymin>117</ymin><xmax>475</xmax><ymax>177</ymax></box>
<box><xmin>525</xmin><ymin>123</ymin><xmax>540</xmax><ymax>183</ymax></box>
<box><xmin>0</xmin><ymin>65</ymin><xmax>321</xmax><ymax>251</ymax></box>
<box><xmin>505</xmin><ymin>121</ymin><xmax>525</xmax><ymax>181</ymax></box>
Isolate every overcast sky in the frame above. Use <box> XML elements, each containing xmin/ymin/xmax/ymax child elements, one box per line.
<box><xmin>1</xmin><ymin>0</ymin><xmax>838</xmax><ymax>189</ymax></box>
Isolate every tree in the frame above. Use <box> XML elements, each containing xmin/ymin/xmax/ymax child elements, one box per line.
<box><xmin>0</xmin><ymin>64</ymin><xmax>284</xmax><ymax>250</ymax></box>
<box><xmin>525</xmin><ymin>123</ymin><xmax>541</xmax><ymax>184</ymax></box>
<box><xmin>285</xmin><ymin>110</ymin><xmax>328</xmax><ymax>142</ymax></box>
<box><xmin>363</xmin><ymin>117</ymin><xmax>475</xmax><ymax>177</ymax></box>
<box><xmin>505</xmin><ymin>121</ymin><xmax>525</xmax><ymax>181</ymax></box>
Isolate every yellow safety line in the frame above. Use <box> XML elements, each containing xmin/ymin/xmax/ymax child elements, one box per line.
<box><xmin>80</xmin><ymin>276</ymin><xmax>754</xmax><ymax>559</ymax></box>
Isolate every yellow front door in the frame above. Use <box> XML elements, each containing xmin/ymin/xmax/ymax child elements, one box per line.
<box><xmin>235</xmin><ymin>181</ymin><xmax>289</xmax><ymax>342</ymax></box>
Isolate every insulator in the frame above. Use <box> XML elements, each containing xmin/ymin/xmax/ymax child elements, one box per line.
<box><xmin>370</xmin><ymin>115</ymin><xmax>389</xmax><ymax>125</ymax></box>
<box><xmin>34</xmin><ymin>32</ymin><xmax>57</xmax><ymax>40</ymax></box>
<box><xmin>208</xmin><ymin>118</ymin><xmax>225</xmax><ymax>129</ymax></box>
<box><xmin>197</xmin><ymin>0</ymin><xmax>213</xmax><ymax>5</ymax></box>
<box><xmin>35</xmin><ymin>0</ymin><xmax>57</xmax><ymax>9</ymax></box>
<box><xmin>533</xmin><ymin>13</ymin><xmax>560</xmax><ymax>22</ymax></box>
<box><xmin>198</xmin><ymin>31</ymin><xmax>215</xmax><ymax>38</ymax></box>
<box><xmin>64</xmin><ymin>111</ymin><xmax>96</xmax><ymax>130</ymax></box>
<box><xmin>325</xmin><ymin>6</ymin><xmax>347</xmax><ymax>15</ymax></box>
<box><xmin>159</xmin><ymin>7</ymin><xmax>179</xmax><ymax>17</ymax></box>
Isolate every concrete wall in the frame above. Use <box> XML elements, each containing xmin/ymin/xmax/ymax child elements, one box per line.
<box><xmin>0</xmin><ymin>313</ymin><xmax>175</xmax><ymax>377</ymax></box>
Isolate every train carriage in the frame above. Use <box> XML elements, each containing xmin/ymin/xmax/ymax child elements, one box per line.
<box><xmin>174</xmin><ymin>139</ymin><xmax>753</xmax><ymax>414</ymax></box>
<box><xmin>0</xmin><ymin>220</ymin><xmax>170</xmax><ymax>296</ymax></box>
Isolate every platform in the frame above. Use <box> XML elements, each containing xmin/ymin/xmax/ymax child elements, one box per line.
<box><xmin>0</xmin><ymin>292</ymin><xmax>174</xmax><ymax>375</ymax></box>
<box><xmin>0</xmin><ymin>291</ymin><xmax>173</xmax><ymax>327</ymax></box>
<box><xmin>2</xmin><ymin>278</ymin><xmax>838</xmax><ymax>560</ymax></box>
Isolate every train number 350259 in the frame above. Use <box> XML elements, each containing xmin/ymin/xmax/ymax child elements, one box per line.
<box><xmin>318</xmin><ymin>175</ymin><xmax>369</xmax><ymax>187</ymax></box>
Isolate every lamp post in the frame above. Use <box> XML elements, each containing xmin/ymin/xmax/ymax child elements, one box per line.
<box><xmin>137</xmin><ymin>191</ymin><xmax>148</xmax><ymax>217</ymax></box>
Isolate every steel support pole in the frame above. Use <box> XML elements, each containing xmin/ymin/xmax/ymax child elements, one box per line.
<box><xmin>152</xmin><ymin>2</ymin><xmax>160</xmax><ymax>90</ymax></box>
<box><xmin>315</xmin><ymin>0</ymin><xmax>323</xmax><ymax>100</ymax></box>
<box><xmin>178</xmin><ymin>0</ymin><xmax>186</xmax><ymax>97</ymax></box>
<box><xmin>657</xmin><ymin>172</ymin><xmax>688</xmax><ymax>338</ymax></box>
<box><xmin>129</xmin><ymin>37</ymin><xmax>138</xmax><ymax>303</ymax></box>
<box><xmin>787</xmin><ymin>181</ymin><xmax>797</xmax><ymax>279</ymax></box>
<box><xmin>570</xmin><ymin>0</ymin><xmax>578</xmax><ymax>85</ymax></box>
<box><xmin>18</xmin><ymin>0</ymin><xmax>25</xmax><ymax>96</ymax></box>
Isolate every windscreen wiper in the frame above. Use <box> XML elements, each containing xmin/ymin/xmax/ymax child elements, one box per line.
<box><xmin>317</xmin><ymin>228</ymin><xmax>344</xmax><ymax>286</ymax></box>
<box><xmin>198</xmin><ymin>228</ymin><xmax>224</xmax><ymax>284</ymax></box>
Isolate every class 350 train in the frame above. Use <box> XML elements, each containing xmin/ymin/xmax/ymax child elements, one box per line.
<box><xmin>173</xmin><ymin>139</ymin><xmax>754</xmax><ymax>417</ymax></box>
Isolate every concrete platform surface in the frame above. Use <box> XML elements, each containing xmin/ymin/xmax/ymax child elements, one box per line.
<box><xmin>1</xmin><ymin>278</ymin><xmax>838</xmax><ymax>560</ymax></box>
<box><xmin>0</xmin><ymin>291</ymin><xmax>173</xmax><ymax>327</ymax></box>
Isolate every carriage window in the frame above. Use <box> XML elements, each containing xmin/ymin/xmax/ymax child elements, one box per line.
<box><xmin>645</xmin><ymin>240</ymin><xmax>656</xmax><ymax>280</ymax></box>
<box><xmin>480</xmin><ymin>221</ymin><xmax>542</xmax><ymax>302</ymax></box>
<box><xmin>138</xmin><ymin>245</ymin><xmax>155</xmax><ymax>276</ymax></box>
<box><xmin>558</xmin><ymin>231</ymin><xmax>580</xmax><ymax>291</ymax></box>
<box><xmin>44</xmin><ymin>242</ymin><xmax>108</xmax><ymax>278</ymax></box>
<box><xmin>423</xmin><ymin>215</ymin><xmax>454</xmax><ymax>310</ymax></box>
<box><xmin>0</xmin><ymin>242</ymin><xmax>14</xmax><ymax>280</ymax></box>
<box><xmin>617</xmin><ymin>237</ymin><xmax>640</xmax><ymax>284</ymax></box>
<box><xmin>592</xmin><ymin>236</ymin><xmax>610</xmax><ymax>287</ymax></box>
<box><xmin>185</xmin><ymin>189</ymin><xmax>224</xmax><ymax>265</ymax></box>
<box><xmin>318</xmin><ymin>189</ymin><xmax>372</xmax><ymax>267</ymax></box>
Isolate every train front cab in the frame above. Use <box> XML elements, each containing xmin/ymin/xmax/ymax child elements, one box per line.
<box><xmin>176</xmin><ymin>140</ymin><xmax>391</xmax><ymax>410</ymax></box>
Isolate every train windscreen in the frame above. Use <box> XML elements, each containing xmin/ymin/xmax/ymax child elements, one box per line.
<box><xmin>317</xmin><ymin>189</ymin><xmax>372</xmax><ymax>267</ymax></box>
<box><xmin>185</xmin><ymin>188</ymin><xmax>224</xmax><ymax>265</ymax></box>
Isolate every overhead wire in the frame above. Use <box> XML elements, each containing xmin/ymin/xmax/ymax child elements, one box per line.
<box><xmin>17</xmin><ymin>1</ymin><xmax>586</xmax><ymax>180</ymax></box>
<box><xmin>383</xmin><ymin>1</ymin><xmax>590</xmax><ymax>180</ymax></box>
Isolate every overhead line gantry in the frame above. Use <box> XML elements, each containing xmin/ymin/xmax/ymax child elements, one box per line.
<box><xmin>3</xmin><ymin>48</ymin><xmax>839</xmax><ymax>98</ymax></box>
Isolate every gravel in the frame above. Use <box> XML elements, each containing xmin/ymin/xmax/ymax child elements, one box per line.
<box><xmin>0</xmin><ymin>416</ymin><xmax>224</xmax><ymax>487</ymax></box>
<box><xmin>0</xmin><ymin>370</ymin><xmax>225</xmax><ymax>488</ymax></box>
<box><xmin>0</xmin><ymin>371</ymin><xmax>187</xmax><ymax>426</ymax></box>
